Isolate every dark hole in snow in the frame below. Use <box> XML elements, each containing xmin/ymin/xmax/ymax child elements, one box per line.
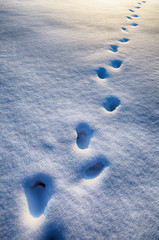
<box><xmin>97</xmin><ymin>67</ymin><xmax>109</xmax><ymax>79</ymax></box>
<box><xmin>111</xmin><ymin>59</ymin><xmax>122</xmax><ymax>68</ymax></box>
<box><xmin>76</xmin><ymin>123</ymin><xmax>94</xmax><ymax>149</ymax></box>
<box><xmin>83</xmin><ymin>157</ymin><xmax>110</xmax><ymax>179</ymax></box>
<box><xmin>24</xmin><ymin>173</ymin><xmax>53</xmax><ymax>218</ymax></box>
<box><xmin>109</xmin><ymin>44</ymin><xmax>118</xmax><ymax>52</ymax></box>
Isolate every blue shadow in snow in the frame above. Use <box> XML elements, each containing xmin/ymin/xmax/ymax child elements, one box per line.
<box><xmin>131</xmin><ymin>23</ymin><xmax>138</xmax><ymax>27</ymax></box>
<box><xmin>129</xmin><ymin>9</ymin><xmax>134</xmax><ymax>12</ymax></box>
<box><xmin>119</xmin><ymin>38</ymin><xmax>129</xmax><ymax>43</ymax></box>
<box><xmin>82</xmin><ymin>156</ymin><xmax>110</xmax><ymax>179</ymax></box>
<box><xmin>109</xmin><ymin>45</ymin><xmax>118</xmax><ymax>52</ymax></box>
<box><xmin>40</xmin><ymin>223</ymin><xmax>65</xmax><ymax>240</ymax></box>
<box><xmin>97</xmin><ymin>67</ymin><xmax>109</xmax><ymax>79</ymax></box>
<box><xmin>126</xmin><ymin>16</ymin><xmax>132</xmax><ymax>20</ymax></box>
<box><xmin>103</xmin><ymin>96</ymin><xmax>121</xmax><ymax>112</ymax></box>
<box><xmin>121</xmin><ymin>27</ymin><xmax>127</xmax><ymax>32</ymax></box>
<box><xmin>111</xmin><ymin>59</ymin><xmax>123</xmax><ymax>69</ymax></box>
<box><xmin>24</xmin><ymin>173</ymin><xmax>53</xmax><ymax>218</ymax></box>
<box><xmin>76</xmin><ymin>123</ymin><xmax>94</xmax><ymax>150</ymax></box>
<box><xmin>132</xmin><ymin>14</ymin><xmax>139</xmax><ymax>17</ymax></box>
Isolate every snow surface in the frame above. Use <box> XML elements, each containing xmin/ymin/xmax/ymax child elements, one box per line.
<box><xmin>0</xmin><ymin>0</ymin><xmax>159</xmax><ymax>239</ymax></box>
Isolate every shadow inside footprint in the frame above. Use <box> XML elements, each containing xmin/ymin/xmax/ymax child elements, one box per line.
<box><xmin>126</xmin><ymin>16</ymin><xmax>132</xmax><ymax>20</ymax></box>
<box><xmin>121</xmin><ymin>27</ymin><xmax>127</xmax><ymax>32</ymax></box>
<box><xmin>132</xmin><ymin>14</ymin><xmax>139</xmax><ymax>17</ymax></box>
<box><xmin>43</xmin><ymin>230</ymin><xmax>64</xmax><ymax>240</ymax></box>
<box><xmin>129</xmin><ymin>9</ymin><xmax>134</xmax><ymax>12</ymax></box>
<box><xmin>111</xmin><ymin>59</ymin><xmax>122</xmax><ymax>69</ymax></box>
<box><xmin>109</xmin><ymin>45</ymin><xmax>118</xmax><ymax>52</ymax></box>
<box><xmin>103</xmin><ymin>96</ymin><xmax>121</xmax><ymax>112</ymax></box>
<box><xmin>136</xmin><ymin>6</ymin><xmax>140</xmax><ymax>9</ymax></box>
<box><xmin>76</xmin><ymin>123</ymin><xmax>94</xmax><ymax>150</ymax></box>
<box><xmin>97</xmin><ymin>67</ymin><xmax>109</xmax><ymax>79</ymax></box>
<box><xmin>131</xmin><ymin>23</ymin><xmax>138</xmax><ymax>27</ymax></box>
<box><xmin>83</xmin><ymin>157</ymin><xmax>110</xmax><ymax>179</ymax></box>
<box><xmin>40</xmin><ymin>224</ymin><xmax>65</xmax><ymax>240</ymax></box>
<box><xmin>119</xmin><ymin>38</ymin><xmax>129</xmax><ymax>43</ymax></box>
<box><xmin>24</xmin><ymin>173</ymin><xmax>53</xmax><ymax>218</ymax></box>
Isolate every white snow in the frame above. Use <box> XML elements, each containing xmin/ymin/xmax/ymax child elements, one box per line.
<box><xmin>0</xmin><ymin>0</ymin><xmax>159</xmax><ymax>239</ymax></box>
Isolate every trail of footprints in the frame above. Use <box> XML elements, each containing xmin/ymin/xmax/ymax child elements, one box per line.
<box><xmin>24</xmin><ymin>1</ymin><xmax>147</xmax><ymax>229</ymax></box>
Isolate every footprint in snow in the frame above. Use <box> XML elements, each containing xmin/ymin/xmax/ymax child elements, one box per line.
<box><xmin>132</xmin><ymin>14</ymin><xmax>139</xmax><ymax>18</ymax></box>
<box><xmin>129</xmin><ymin>9</ymin><xmax>135</xmax><ymax>12</ymax></box>
<box><xmin>97</xmin><ymin>67</ymin><xmax>109</xmax><ymax>79</ymax></box>
<box><xmin>103</xmin><ymin>96</ymin><xmax>121</xmax><ymax>112</ymax></box>
<box><xmin>142</xmin><ymin>1</ymin><xmax>146</xmax><ymax>3</ymax></box>
<box><xmin>121</xmin><ymin>27</ymin><xmax>127</xmax><ymax>32</ymax></box>
<box><xmin>24</xmin><ymin>173</ymin><xmax>53</xmax><ymax>218</ymax></box>
<box><xmin>76</xmin><ymin>123</ymin><xmax>94</xmax><ymax>150</ymax></box>
<box><xmin>109</xmin><ymin>44</ymin><xmax>118</xmax><ymax>52</ymax></box>
<box><xmin>126</xmin><ymin>16</ymin><xmax>132</xmax><ymax>20</ymax></box>
<box><xmin>119</xmin><ymin>38</ymin><xmax>129</xmax><ymax>43</ymax></box>
<box><xmin>136</xmin><ymin>6</ymin><xmax>140</xmax><ymax>9</ymax></box>
<box><xmin>131</xmin><ymin>23</ymin><xmax>138</xmax><ymax>27</ymax></box>
<box><xmin>111</xmin><ymin>60</ymin><xmax>122</xmax><ymax>69</ymax></box>
<box><xmin>83</xmin><ymin>157</ymin><xmax>110</xmax><ymax>179</ymax></box>
<box><xmin>40</xmin><ymin>224</ymin><xmax>65</xmax><ymax>240</ymax></box>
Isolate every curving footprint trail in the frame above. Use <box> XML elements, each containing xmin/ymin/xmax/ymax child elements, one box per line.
<box><xmin>79</xmin><ymin>0</ymin><xmax>145</xmax><ymax>183</ymax></box>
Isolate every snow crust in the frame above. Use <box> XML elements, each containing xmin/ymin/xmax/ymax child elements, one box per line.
<box><xmin>0</xmin><ymin>0</ymin><xmax>159</xmax><ymax>239</ymax></box>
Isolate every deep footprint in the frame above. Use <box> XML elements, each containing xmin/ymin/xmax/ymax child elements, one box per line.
<box><xmin>136</xmin><ymin>6</ymin><xmax>140</xmax><ymax>9</ymax></box>
<box><xmin>83</xmin><ymin>157</ymin><xmax>110</xmax><ymax>179</ymax></box>
<box><xmin>129</xmin><ymin>9</ymin><xmax>134</xmax><ymax>12</ymax></box>
<box><xmin>121</xmin><ymin>27</ymin><xmax>127</xmax><ymax>32</ymax></box>
<box><xmin>111</xmin><ymin>59</ymin><xmax>122</xmax><ymax>69</ymax></box>
<box><xmin>24</xmin><ymin>173</ymin><xmax>53</xmax><ymax>218</ymax></box>
<box><xmin>119</xmin><ymin>38</ymin><xmax>129</xmax><ymax>43</ymax></box>
<box><xmin>40</xmin><ymin>224</ymin><xmax>65</xmax><ymax>240</ymax></box>
<box><xmin>97</xmin><ymin>67</ymin><xmax>109</xmax><ymax>79</ymax></box>
<box><xmin>103</xmin><ymin>96</ymin><xmax>121</xmax><ymax>112</ymax></box>
<box><xmin>76</xmin><ymin>123</ymin><xmax>94</xmax><ymax>150</ymax></box>
<box><xmin>109</xmin><ymin>45</ymin><xmax>118</xmax><ymax>52</ymax></box>
<box><xmin>132</xmin><ymin>14</ymin><xmax>139</xmax><ymax>17</ymax></box>
<box><xmin>131</xmin><ymin>23</ymin><xmax>138</xmax><ymax>27</ymax></box>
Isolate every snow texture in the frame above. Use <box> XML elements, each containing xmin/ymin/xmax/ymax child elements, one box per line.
<box><xmin>0</xmin><ymin>0</ymin><xmax>159</xmax><ymax>239</ymax></box>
